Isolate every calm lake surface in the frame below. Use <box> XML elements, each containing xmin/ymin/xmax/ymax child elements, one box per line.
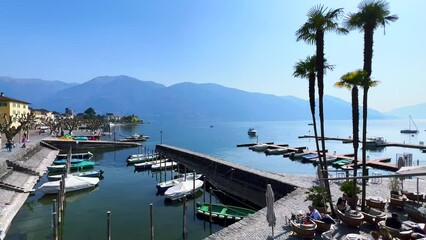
<box><xmin>5</xmin><ymin>119</ymin><xmax>426</xmax><ymax>239</ymax></box>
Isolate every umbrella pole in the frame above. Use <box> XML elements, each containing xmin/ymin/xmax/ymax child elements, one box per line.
<box><xmin>417</xmin><ymin>178</ymin><xmax>419</xmax><ymax>203</ymax></box>
<box><xmin>272</xmin><ymin>225</ymin><xmax>274</xmax><ymax>238</ymax></box>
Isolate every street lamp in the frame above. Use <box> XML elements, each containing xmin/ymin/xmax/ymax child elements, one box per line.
<box><xmin>160</xmin><ymin>130</ymin><xmax>163</xmax><ymax>144</ymax></box>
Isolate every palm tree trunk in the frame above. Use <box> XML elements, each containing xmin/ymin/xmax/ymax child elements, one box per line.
<box><xmin>309</xmin><ymin>73</ymin><xmax>322</xmax><ymax>174</ymax></box>
<box><xmin>361</xmin><ymin>27</ymin><xmax>374</xmax><ymax>210</ymax></box>
<box><xmin>352</xmin><ymin>86</ymin><xmax>359</xmax><ymax>207</ymax></box>
<box><xmin>316</xmin><ymin>32</ymin><xmax>334</xmax><ymax>215</ymax></box>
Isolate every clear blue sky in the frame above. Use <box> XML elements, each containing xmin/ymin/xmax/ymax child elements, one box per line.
<box><xmin>0</xmin><ymin>0</ymin><xmax>423</xmax><ymax>111</ymax></box>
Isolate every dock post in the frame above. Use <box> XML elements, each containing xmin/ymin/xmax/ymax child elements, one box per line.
<box><xmin>52</xmin><ymin>199</ymin><xmax>58</xmax><ymax>240</ymax></box>
<box><xmin>107</xmin><ymin>211</ymin><xmax>111</xmax><ymax>240</ymax></box>
<box><xmin>203</xmin><ymin>177</ymin><xmax>206</xmax><ymax>202</ymax></box>
<box><xmin>209</xmin><ymin>187</ymin><xmax>213</xmax><ymax>222</ymax></box>
<box><xmin>182</xmin><ymin>198</ymin><xmax>187</xmax><ymax>239</ymax></box>
<box><xmin>170</xmin><ymin>164</ymin><xmax>173</xmax><ymax>180</ymax></box>
<box><xmin>193</xmin><ymin>170</ymin><xmax>195</xmax><ymax>198</ymax></box>
<box><xmin>150</xmin><ymin>203</ymin><xmax>154</xmax><ymax>240</ymax></box>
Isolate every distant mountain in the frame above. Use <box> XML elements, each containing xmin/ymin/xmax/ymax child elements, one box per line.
<box><xmin>0</xmin><ymin>76</ymin><xmax>77</xmax><ymax>105</ymax></box>
<box><xmin>386</xmin><ymin>103</ymin><xmax>426</xmax><ymax>119</ymax></box>
<box><xmin>0</xmin><ymin>75</ymin><xmax>389</xmax><ymax>121</ymax></box>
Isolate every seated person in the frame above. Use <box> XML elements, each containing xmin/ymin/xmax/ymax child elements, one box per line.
<box><xmin>385</xmin><ymin>213</ymin><xmax>402</xmax><ymax>230</ymax></box>
<box><xmin>308</xmin><ymin>205</ymin><xmax>322</xmax><ymax>220</ymax></box>
<box><xmin>336</xmin><ymin>195</ymin><xmax>347</xmax><ymax>212</ymax></box>
<box><xmin>411</xmin><ymin>222</ymin><xmax>426</xmax><ymax>239</ymax></box>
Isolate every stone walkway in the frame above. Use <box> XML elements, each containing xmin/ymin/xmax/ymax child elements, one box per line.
<box><xmin>0</xmin><ymin>130</ymin><xmax>57</xmax><ymax>239</ymax></box>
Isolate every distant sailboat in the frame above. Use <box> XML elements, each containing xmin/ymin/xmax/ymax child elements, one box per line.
<box><xmin>400</xmin><ymin>115</ymin><xmax>419</xmax><ymax>134</ymax></box>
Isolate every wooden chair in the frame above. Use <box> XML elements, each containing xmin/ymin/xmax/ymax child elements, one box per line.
<box><xmin>362</xmin><ymin>208</ymin><xmax>386</xmax><ymax>227</ymax></box>
<box><xmin>290</xmin><ymin>219</ymin><xmax>317</xmax><ymax>239</ymax></box>
<box><xmin>389</xmin><ymin>195</ymin><xmax>406</xmax><ymax>209</ymax></box>
<box><xmin>366</xmin><ymin>198</ymin><xmax>386</xmax><ymax>211</ymax></box>
<box><xmin>405</xmin><ymin>192</ymin><xmax>424</xmax><ymax>202</ymax></box>
<box><xmin>378</xmin><ymin>220</ymin><xmax>413</xmax><ymax>240</ymax></box>
<box><xmin>336</xmin><ymin>209</ymin><xmax>364</xmax><ymax>228</ymax></box>
<box><xmin>312</xmin><ymin>219</ymin><xmax>331</xmax><ymax>232</ymax></box>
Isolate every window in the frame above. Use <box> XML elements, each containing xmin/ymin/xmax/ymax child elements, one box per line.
<box><xmin>13</xmin><ymin>103</ymin><xmax>16</xmax><ymax>107</ymax></box>
<box><xmin>0</xmin><ymin>102</ymin><xmax>6</xmax><ymax>107</ymax></box>
<box><xmin>18</xmin><ymin>104</ymin><xmax>20</xmax><ymax>108</ymax></box>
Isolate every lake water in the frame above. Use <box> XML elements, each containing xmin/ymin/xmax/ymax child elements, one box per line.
<box><xmin>5</xmin><ymin>119</ymin><xmax>426</xmax><ymax>239</ymax></box>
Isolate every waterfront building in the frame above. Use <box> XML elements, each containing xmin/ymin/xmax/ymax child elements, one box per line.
<box><xmin>0</xmin><ymin>92</ymin><xmax>30</xmax><ymax>128</ymax></box>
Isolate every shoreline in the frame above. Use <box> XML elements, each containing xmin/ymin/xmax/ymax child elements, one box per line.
<box><xmin>1</xmin><ymin>132</ymin><xmax>425</xmax><ymax>239</ymax></box>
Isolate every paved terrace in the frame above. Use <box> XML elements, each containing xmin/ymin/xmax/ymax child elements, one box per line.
<box><xmin>206</xmin><ymin>175</ymin><xmax>426</xmax><ymax>239</ymax></box>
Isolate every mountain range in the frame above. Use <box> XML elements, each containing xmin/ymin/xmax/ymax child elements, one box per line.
<box><xmin>0</xmin><ymin>75</ymin><xmax>415</xmax><ymax>121</ymax></box>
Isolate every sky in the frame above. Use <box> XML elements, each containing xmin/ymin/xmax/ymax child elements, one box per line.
<box><xmin>0</xmin><ymin>0</ymin><xmax>423</xmax><ymax>112</ymax></box>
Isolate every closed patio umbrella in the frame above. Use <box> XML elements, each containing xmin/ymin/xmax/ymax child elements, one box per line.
<box><xmin>265</xmin><ymin>184</ymin><xmax>276</xmax><ymax>238</ymax></box>
<box><xmin>396</xmin><ymin>165</ymin><xmax>426</xmax><ymax>203</ymax></box>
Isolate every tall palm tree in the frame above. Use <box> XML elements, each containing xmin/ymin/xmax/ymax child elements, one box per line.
<box><xmin>345</xmin><ymin>0</ymin><xmax>398</xmax><ymax>210</ymax></box>
<box><xmin>335</xmin><ymin>70</ymin><xmax>367</xmax><ymax>202</ymax></box>
<box><xmin>293</xmin><ymin>56</ymin><xmax>334</xmax><ymax>176</ymax></box>
<box><xmin>296</xmin><ymin>5</ymin><xmax>347</xmax><ymax>215</ymax></box>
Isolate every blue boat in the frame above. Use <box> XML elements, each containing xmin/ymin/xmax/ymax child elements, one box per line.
<box><xmin>47</xmin><ymin>170</ymin><xmax>104</xmax><ymax>181</ymax></box>
<box><xmin>301</xmin><ymin>153</ymin><xmax>318</xmax><ymax>161</ymax></box>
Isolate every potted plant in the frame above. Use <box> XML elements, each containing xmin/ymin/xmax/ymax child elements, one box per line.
<box><xmin>339</xmin><ymin>180</ymin><xmax>361</xmax><ymax>209</ymax></box>
<box><xmin>304</xmin><ymin>185</ymin><xmax>330</xmax><ymax>214</ymax></box>
<box><xmin>389</xmin><ymin>177</ymin><xmax>401</xmax><ymax>197</ymax></box>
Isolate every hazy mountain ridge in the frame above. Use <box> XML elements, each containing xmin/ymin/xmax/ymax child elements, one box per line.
<box><xmin>0</xmin><ymin>75</ymin><xmax>409</xmax><ymax>121</ymax></box>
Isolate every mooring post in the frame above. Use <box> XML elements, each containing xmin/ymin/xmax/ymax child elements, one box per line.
<box><xmin>182</xmin><ymin>198</ymin><xmax>187</xmax><ymax>239</ymax></box>
<box><xmin>170</xmin><ymin>164</ymin><xmax>173</xmax><ymax>180</ymax></box>
<box><xmin>150</xmin><ymin>203</ymin><xmax>154</xmax><ymax>240</ymax></box>
<box><xmin>107</xmin><ymin>211</ymin><xmax>111</xmax><ymax>240</ymax></box>
<box><xmin>203</xmin><ymin>177</ymin><xmax>206</xmax><ymax>202</ymax></box>
<box><xmin>57</xmin><ymin>192</ymin><xmax>61</xmax><ymax>223</ymax></box>
<box><xmin>209</xmin><ymin>187</ymin><xmax>213</xmax><ymax>222</ymax></box>
<box><xmin>52</xmin><ymin>199</ymin><xmax>58</xmax><ymax>240</ymax></box>
<box><xmin>192</xmin><ymin>170</ymin><xmax>196</xmax><ymax>198</ymax></box>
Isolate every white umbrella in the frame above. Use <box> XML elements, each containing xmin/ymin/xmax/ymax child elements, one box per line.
<box><xmin>396</xmin><ymin>165</ymin><xmax>426</xmax><ymax>203</ymax></box>
<box><xmin>265</xmin><ymin>184</ymin><xmax>276</xmax><ymax>238</ymax></box>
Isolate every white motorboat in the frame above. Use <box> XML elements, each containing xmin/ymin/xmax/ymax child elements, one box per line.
<box><xmin>126</xmin><ymin>154</ymin><xmax>160</xmax><ymax>164</ymax></box>
<box><xmin>247</xmin><ymin>128</ymin><xmax>257</xmax><ymax>136</ymax></box>
<box><xmin>164</xmin><ymin>179</ymin><xmax>204</xmax><ymax>201</ymax></box>
<box><xmin>249</xmin><ymin>143</ymin><xmax>268</xmax><ymax>152</ymax></box>
<box><xmin>156</xmin><ymin>173</ymin><xmax>203</xmax><ymax>191</ymax></box>
<box><xmin>38</xmin><ymin>176</ymin><xmax>100</xmax><ymax>194</ymax></box>
<box><xmin>151</xmin><ymin>161</ymin><xmax>177</xmax><ymax>171</ymax></box>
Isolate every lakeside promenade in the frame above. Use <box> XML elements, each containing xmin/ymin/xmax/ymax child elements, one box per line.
<box><xmin>0</xmin><ymin>130</ymin><xmax>57</xmax><ymax>239</ymax></box>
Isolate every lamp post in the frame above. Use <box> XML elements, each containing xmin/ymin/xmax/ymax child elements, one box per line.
<box><xmin>160</xmin><ymin>131</ymin><xmax>163</xmax><ymax>144</ymax></box>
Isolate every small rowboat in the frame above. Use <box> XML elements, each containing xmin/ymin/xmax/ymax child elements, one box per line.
<box><xmin>196</xmin><ymin>203</ymin><xmax>256</xmax><ymax>221</ymax></box>
<box><xmin>53</xmin><ymin>159</ymin><xmax>83</xmax><ymax>165</ymax></box>
<box><xmin>56</xmin><ymin>151</ymin><xmax>93</xmax><ymax>160</ymax></box>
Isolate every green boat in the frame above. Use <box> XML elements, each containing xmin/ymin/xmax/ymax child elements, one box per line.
<box><xmin>69</xmin><ymin>161</ymin><xmax>95</xmax><ymax>171</ymax></box>
<box><xmin>47</xmin><ymin>161</ymin><xmax>95</xmax><ymax>172</ymax></box>
<box><xmin>196</xmin><ymin>203</ymin><xmax>256</xmax><ymax>221</ymax></box>
<box><xmin>332</xmin><ymin>159</ymin><xmax>352</xmax><ymax>167</ymax></box>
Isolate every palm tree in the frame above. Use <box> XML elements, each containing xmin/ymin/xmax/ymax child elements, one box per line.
<box><xmin>293</xmin><ymin>55</ymin><xmax>334</xmax><ymax>175</ymax></box>
<box><xmin>345</xmin><ymin>0</ymin><xmax>398</xmax><ymax>210</ymax></box>
<box><xmin>335</xmin><ymin>70</ymin><xmax>366</xmax><ymax>205</ymax></box>
<box><xmin>296</xmin><ymin>5</ymin><xmax>347</xmax><ymax>215</ymax></box>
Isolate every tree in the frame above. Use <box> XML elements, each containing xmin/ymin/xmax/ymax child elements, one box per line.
<box><xmin>345</xmin><ymin>0</ymin><xmax>398</xmax><ymax>210</ymax></box>
<box><xmin>61</xmin><ymin>118</ymin><xmax>82</xmax><ymax>135</ymax></box>
<box><xmin>84</xmin><ymin>107</ymin><xmax>97</xmax><ymax>119</ymax></box>
<box><xmin>84</xmin><ymin>118</ymin><xmax>106</xmax><ymax>133</ymax></box>
<box><xmin>293</xmin><ymin>55</ymin><xmax>334</xmax><ymax>176</ymax></box>
<box><xmin>296</xmin><ymin>5</ymin><xmax>347</xmax><ymax>215</ymax></box>
<box><xmin>41</xmin><ymin>117</ymin><xmax>62</xmax><ymax>136</ymax></box>
<box><xmin>0</xmin><ymin>113</ymin><xmax>36</xmax><ymax>142</ymax></box>
<box><xmin>335</xmin><ymin>70</ymin><xmax>367</xmax><ymax>198</ymax></box>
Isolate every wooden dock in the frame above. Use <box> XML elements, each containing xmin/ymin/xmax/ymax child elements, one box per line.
<box><xmin>299</xmin><ymin>135</ymin><xmax>426</xmax><ymax>151</ymax></box>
